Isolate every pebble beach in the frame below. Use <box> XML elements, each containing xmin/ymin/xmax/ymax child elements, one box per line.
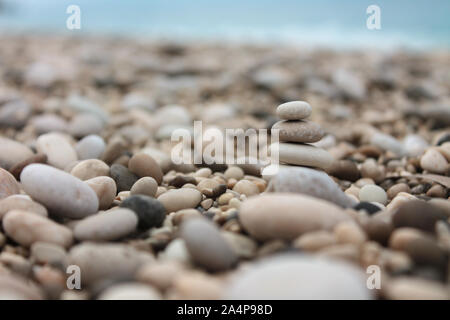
<box><xmin>0</xmin><ymin>34</ymin><xmax>449</xmax><ymax>300</ymax></box>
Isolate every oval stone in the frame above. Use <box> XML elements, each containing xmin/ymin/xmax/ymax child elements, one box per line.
<box><xmin>0</xmin><ymin>137</ymin><xmax>34</xmax><ymax>170</ymax></box>
<box><xmin>128</xmin><ymin>153</ymin><xmax>163</xmax><ymax>184</ymax></box>
<box><xmin>36</xmin><ymin>133</ymin><xmax>78</xmax><ymax>169</ymax></box>
<box><xmin>276</xmin><ymin>101</ymin><xmax>312</xmax><ymax>120</ymax></box>
<box><xmin>70</xmin><ymin>159</ymin><xmax>110</xmax><ymax>180</ymax></box>
<box><xmin>85</xmin><ymin>176</ymin><xmax>117</xmax><ymax>210</ymax></box>
<box><xmin>0</xmin><ymin>168</ymin><xmax>20</xmax><ymax>200</ymax></box>
<box><xmin>272</xmin><ymin>120</ymin><xmax>325</xmax><ymax>143</ymax></box>
<box><xmin>75</xmin><ymin>134</ymin><xmax>106</xmax><ymax>160</ymax></box>
<box><xmin>272</xmin><ymin>143</ymin><xmax>334</xmax><ymax>169</ymax></box>
<box><xmin>157</xmin><ymin>188</ymin><xmax>202</xmax><ymax>213</ymax></box>
<box><xmin>0</xmin><ymin>195</ymin><xmax>48</xmax><ymax>219</ymax></box>
<box><xmin>74</xmin><ymin>208</ymin><xmax>138</xmax><ymax>241</ymax></box>
<box><xmin>21</xmin><ymin>164</ymin><xmax>98</xmax><ymax>218</ymax></box>
<box><xmin>239</xmin><ymin>193</ymin><xmax>351</xmax><ymax>240</ymax></box>
<box><xmin>119</xmin><ymin>195</ymin><xmax>166</xmax><ymax>229</ymax></box>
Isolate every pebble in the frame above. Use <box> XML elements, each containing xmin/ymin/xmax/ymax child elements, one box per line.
<box><xmin>31</xmin><ymin>242</ymin><xmax>67</xmax><ymax>267</ymax></box>
<box><xmin>276</xmin><ymin>101</ymin><xmax>312</xmax><ymax>120</ymax></box>
<box><xmin>170</xmin><ymin>272</ymin><xmax>223</xmax><ymax>300</ymax></box>
<box><xmin>110</xmin><ymin>164</ymin><xmax>139</xmax><ymax>192</ymax></box>
<box><xmin>224</xmin><ymin>166</ymin><xmax>244</xmax><ymax>180</ymax></box>
<box><xmin>36</xmin><ymin>133</ymin><xmax>78</xmax><ymax>169</ymax></box>
<box><xmin>224</xmin><ymin>255</ymin><xmax>371</xmax><ymax>299</ymax></box>
<box><xmin>171</xmin><ymin>209</ymin><xmax>202</xmax><ymax>226</ymax></box>
<box><xmin>3</xmin><ymin>210</ymin><xmax>73</xmax><ymax>248</ymax></box>
<box><xmin>334</xmin><ymin>221</ymin><xmax>367</xmax><ymax>245</ymax></box>
<box><xmin>384</xmin><ymin>277</ymin><xmax>448</xmax><ymax>300</ymax></box>
<box><xmin>66</xmin><ymin>94</ymin><xmax>109</xmax><ymax>122</ymax></box>
<box><xmin>326</xmin><ymin>160</ymin><xmax>360</xmax><ymax>182</ymax></box>
<box><xmin>31</xmin><ymin>114</ymin><xmax>68</xmax><ymax>134</ymax></box>
<box><xmin>68</xmin><ymin>243</ymin><xmax>152</xmax><ymax>286</ymax></box>
<box><xmin>68</xmin><ymin>113</ymin><xmax>104</xmax><ymax>138</ymax></box>
<box><xmin>273</xmin><ymin>143</ymin><xmax>334</xmax><ymax>169</ymax></box>
<box><xmin>181</xmin><ymin>218</ymin><xmax>237</xmax><ymax>271</ymax></box>
<box><xmin>293</xmin><ymin>231</ymin><xmax>336</xmax><ymax>252</ymax></box>
<box><xmin>354</xmin><ymin>202</ymin><xmax>382</xmax><ymax>215</ymax></box>
<box><xmin>0</xmin><ymin>99</ymin><xmax>31</xmax><ymax>128</ymax></box>
<box><xmin>426</xmin><ymin>184</ymin><xmax>446</xmax><ymax>197</ymax></box>
<box><xmin>239</xmin><ymin>193</ymin><xmax>350</xmax><ymax>240</ymax></box>
<box><xmin>128</xmin><ymin>153</ymin><xmax>163</xmax><ymax>184</ymax></box>
<box><xmin>222</xmin><ymin>231</ymin><xmax>258</xmax><ymax>258</ymax></box>
<box><xmin>130</xmin><ymin>177</ymin><xmax>158</xmax><ymax>197</ymax></box>
<box><xmin>392</xmin><ymin>200</ymin><xmax>447</xmax><ymax>232</ymax></box>
<box><xmin>0</xmin><ymin>273</ymin><xmax>43</xmax><ymax>300</ymax></box>
<box><xmin>370</xmin><ymin>132</ymin><xmax>404</xmax><ymax>156</ymax></box>
<box><xmin>0</xmin><ymin>137</ymin><xmax>34</xmax><ymax>170</ymax></box>
<box><xmin>0</xmin><ymin>195</ymin><xmax>48</xmax><ymax>219</ymax></box>
<box><xmin>157</xmin><ymin>188</ymin><xmax>202</xmax><ymax>213</ymax></box>
<box><xmin>266</xmin><ymin>167</ymin><xmax>356</xmax><ymax>208</ymax></box>
<box><xmin>0</xmin><ymin>168</ymin><xmax>20</xmax><ymax>199</ymax></box>
<box><xmin>332</xmin><ymin>69</ymin><xmax>366</xmax><ymax>101</ymax></box>
<box><xmin>232</xmin><ymin>179</ymin><xmax>259</xmax><ymax>197</ymax></box>
<box><xmin>403</xmin><ymin>134</ymin><xmax>429</xmax><ymax>157</ymax></box>
<box><xmin>101</xmin><ymin>136</ymin><xmax>127</xmax><ymax>164</ymax></box>
<box><xmin>85</xmin><ymin>176</ymin><xmax>117</xmax><ymax>210</ymax></box>
<box><xmin>119</xmin><ymin>195</ymin><xmax>166</xmax><ymax>229</ymax></box>
<box><xmin>360</xmin><ymin>159</ymin><xmax>385</xmax><ymax>183</ymax></box>
<box><xmin>160</xmin><ymin>238</ymin><xmax>191</xmax><ymax>265</ymax></box>
<box><xmin>272</xmin><ymin>120</ymin><xmax>325</xmax><ymax>143</ymax></box>
<box><xmin>9</xmin><ymin>153</ymin><xmax>47</xmax><ymax>180</ymax></box>
<box><xmin>358</xmin><ymin>184</ymin><xmax>387</xmax><ymax>205</ymax></box>
<box><xmin>70</xmin><ymin>159</ymin><xmax>110</xmax><ymax>180</ymax></box>
<box><xmin>98</xmin><ymin>283</ymin><xmax>161</xmax><ymax>300</ymax></box>
<box><xmin>21</xmin><ymin>164</ymin><xmax>99</xmax><ymax>218</ymax></box>
<box><xmin>74</xmin><ymin>208</ymin><xmax>138</xmax><ymax>241</ymax></box>
<box><xmin>75</xmin><ymin>135</ymin><xmax>106</xmax><ymax>160</ymax></box>
<box><xmin>387</xmin><ymin>183</ymin><xmax>410</xmax><ymax>199</ymax></box>
<box><xmin>420</xmin><ymin>148</ymin><xmax>448</xmax><ymax>174</ymax></box>
<box><xmin>136</xmin><ymin>261</ymin><xmax>183</xmax><ymax>290</ymax></box>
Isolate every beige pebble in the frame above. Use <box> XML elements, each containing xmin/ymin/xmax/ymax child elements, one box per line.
<box><xmin>387</xmin><ymin>183</ymin><xmax>410</xmax><ymax>199</ymax></box>
<box><xmin>197</xmin><ymin>178</ymin><xmax>219</xmax><ymax>193</ymax></box>
<box><xmin>426</xmin><ymin>184</ymin><xmax>446</xmax><ymax>198</ymax></box>
<box><xmin>85</xmin><ymin>176</ymin><xmax>117</xmax><ymax>210</ymax></box>
<box><xmin>384</xmin><ymin>277</ymin><xmax>448</xmax><ymax>300</ymax></box>
<box><xmin>218</xmin><ymin>192</ymin><xmax>233</xmax><ymax>205</ymax></box>
<box><xmin>70</xmin><ymin>159</ymin><xmax>110</xmax><ymax>180</ymax></box>
<box><xmin>232</xmin><ymin>179</ymin><xmax>259</xmax><ymax>196</ymax></box>
<box><xmin>30</xmin><ymin>242</ymin><xmax>67</xmax><ymax>267</ymax></box>
<box><xmin>276</xmin><ymin>101</ymin><xmax>312</xmax><ymax>120</ymax></box>
<box><xmin>170</xmin><ymin>272</ymin><xmax>223</xmax><ymax>300</ymax></box>
<box><xmin>171</xmin><ymin>209</ymin><xmax>202</xmax><ymax>226</ymax></box>
<box><xmin>334</xmin><ymin>221</ymin><xmax>367</xmax><ymax>245</ymax></box>
<box><xmin>158</xmin><ymin>188</ymin><xmax>202</xmax><ymax>213</ymax></box>
<box><xmin>128</xmin><ymin>153</ymin><xmax>163</xmax><ymax>184</ymax></box>
<box><xmin>224</xmin><ymin>166</ymin><xmax>244</xmax><ymax>180</ymax></box>
<box><xmin>3</xmin><ymin>210</ymin><xmax>73</xmax><ymax>248</ymax></box>
<box><xmin>136</xmin><ymin>261</ymin><xmax>184</xmax><ymax>291</ymax></box>
<box><xmin>130</xmin><ymin>177</ymin><xmax>158</xmax><ymax>197</ymax></box>
<box><xmin>0</xmin><ymin>195</ymin><xmax>48</xmax><ymax>219</ymax></box>
<box><xmin>36</xmin><ymin>133</ymin><xmax>77</xmax><ymax>170</ymax></box>
<box><xmin>0</xmin><ymin>273</ymin><xmax>43</xmax><ymax>299</ymax></box>
<box><xmin>272</xmin><ymin>120</ymin><xmax>325</xmax><ymax>143</ymax></box>
<box><xmin>273</xmin><ymin>143</ymin><xmax>334</xmax><ymax>169</ymax></box>
<box><xmin>98</xmin><ymin>283</ymin><xmax>161</xmax><ymax>300</ymax></box>
<box><xmin>293</xmin><ymin>231</ymin><xmax>336</xmax><ymax>252</ymax></box>
<box><xmin>389</xmin><ymin>227</ymin><xmax>424</xmax><ymax>250</ymax></box>
<box><xmin>194</xmin><ymin>168</ymin><xmax>212</xmax><ymax>178</ymax></box>
<box><xmin>0</xmin><ymin>137</ymin><xmax>34</xmax><ymax>170</ymax></box>
<box><xmin>0</xmin><ymin>168</ymin><xmax>20</xmax><ymax>200</ymax></box>
<box><xmin>420</xmin><ymin>148</ymin><xmax>448</xmax><ymax>174</ymax></box>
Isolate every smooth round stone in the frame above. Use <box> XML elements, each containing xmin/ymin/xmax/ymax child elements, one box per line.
<box><xmin>232</xmin><ymin>180</ymin><xmax>259</xmax><ymax>197</ymax></box>
<box><xmin>0</xmin><ymin>168</ymin><xmax>20</xmax><ymax>200</ymax></box>
<box><xmin>3</xmin><ymin>210</ymin><xmax>73</xmax><ymax>248</ymax></box>
<box><xmin>68</xmin><ymin>113</ymin><xmax>104</xmax><ymax>138</ymax></box>
<box><xmin>85</xmin><ymin>176</ymin><xmax>117</xmax><ymax>210</ymax></box>
<box><xmin>119</xmin><ymin>195</ymin><xmax>166</xmax><ymax>230</ymax></box>
<box><xmin>0</xmin><ymin>137</ymin><xmax>34</xmax><ymax>170</ymax></box>
<box><xmin>387</xmin><ymin>183</ymin><xmax>411</xmax><ymax>199</ymax></box>
<box><xmin>239</xmin><ymin>193</ymin><xmax>351</xmax><ymax>241</ymax></box>
<box><xmin>141</xmin><ymin>148</ymin><xmax>172</xmax><ymax>173</ymax></box>
<box><xmin>358</xmin><ymin>184</ymin><xmax>387</xmax><ymax>205</ymax></box>
<box><xmin>0</xmin><ymin>273</ymin><xmax>44</xmax><ymax>300</ymax></box>
<box><xmin>272</xmin><ymin>120</ymin><xmax>325</xmax><ymax>143</ymax></box>
<box><xmin>130</xmin><ymin>177</ymin><xmax>158</xmax><ymax>197</ymax></box>
<box><xmin>9</xmin><ymin>153</ymin><xmax>47</xmax><ymax>180</ymax></box>
<box><xmin>157</xmin><ymin>188</ymin><xmax>202</xmax><ymax>213</ymax></box>
<box><xmin>75</xmin><ymin>135</ymin><xmax>106</xmax><ymax>160</ymax></box>
<box><xmin>224</xmin><ymin>166</ymin><xmax>244</xmax><ymax>180</ymax></box>
<box><xmin>31</xmin><ymin>242</ymin><xmax>67</xmax><ymax>266</ymax></box>
<box><xmin>326</xmin><ymin>160</ymin><xmax>360</xmax><ymax>182</ymax></box>
<box><xmin>403</xmin><ymin>134</ymin><xmax>429</xmax><ymax>157</ymax></box>
<box><xmin>98</xmin><ymin>283</ymin><xmax>161</xmax><ymax>300</ymax></box>
<box><xmin>74</xmin><ymin>208</ymin><xmax>138</xmax><ymax>241</ymax></box>
<box><xmin>68</xmin><ymin>243</ymin><xmax>152</xmax><ymax>286</ymax></box>
<box><xmin>384</xmin><ymin>277</ymin><xmax>449</xmax><ymax>300</ymax></box>
<box><xmin>420</xmin><ymin>148</ymin><xmax>448</xmax><ymax>174</ymax></box>
<box><xmin>21</xmin><ymin>164</ymin><xmax>99</xmax><ymax>218</ymax></box>
<box><xmin>224</xmin><ymin>255</ymin><xmax>371</xmax><ymax>299</ymax></box>
<box><xmin>180</xmin><ymin>218</ymin><xmax>237</xmax><ymax>271</ymax></box>
<box><xmin>392</xmin><ymin>200</ymin><xmax>447</xmax><ymax>233</ymax></box>
<box><xmin>370</xmin><ymin>132</ymin><xmax>405</xmax><ymax>156</ymax></box>
<box><xmin>70</xmin><ymin>159</ymin><xmax>110</xmax><ymax>181</ymax></box>
<box><xmin>31</xmin><ymin>114</ymin><xmax>68</xmax><ymax>134</ymax></box>
<box><xmin>136</xmin><ymin>261</ymin><xmax>183</xmax><ymax>290</ymax></box>
<box><xmin>101</xmin><ymin>136</ymin><xmax>127</xmax><ymax>164</ymax></box>
<box><xmin>273</xmin><ymin>143</ymin><xmax>334</xmax><ymax>169</ymax></box>
<box><xmin>110</xmin><ymin>164</ymin><xmax>139</xmax><ymax>192</ymax></box>
<box><xmin>0</xmin><ymin>100</ymin><xmax>31</xmax><ymax>128</ymax></box>
<box><xmin>128</xmin><ymin>153</ymin><xmax>163</xmax><ymax>184</ymax></box>
<box><xmin>0</xmin><ymin>195</ymin><xmax>48</xmax><ymax>219</ymax></box>
<box><xmin>276</xmin><ymin>101</ymin><xmax>312</xmax><ymax>120</ymax></box>
<box><xmin>36</xmin><ymin>133</ymin><xmax>78</xmax><ymax>169</ymax></box>
<box><xmin>266</xmin><ymin>167</ymin><xmax>356</xmax><ymax>208</ymax></box>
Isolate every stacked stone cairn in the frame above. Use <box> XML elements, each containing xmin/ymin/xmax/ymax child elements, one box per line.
<box><xmin>270</xmin><ymin>101</ymin><xmax>334</xmax><ymax>170</ymax></box>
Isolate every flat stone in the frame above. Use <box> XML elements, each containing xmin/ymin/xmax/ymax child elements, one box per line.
<box><xmin>119</xmin><ymin>195</ymin><xmax>166</xmax><ymax>230</ymax></box>
<box><xmin>276</xmin><ymin>101</ymin><xmax>312</xmax><ymax>120</ymax></box>
<box><xmin>157</xmin><ymin>188</ymin><xmax>202</xmax><ymax>213</ymax></box>
<box><xmin>239</xmin><ymin>193</ymin><xmax>351</xmax><ymax>241</ymax></box>
<box><xmin>21</xmin><ymin>164</ymin><xmax>99</xmax><ymax>218</ymax></box>
<box><xmin>0</xmin><ymin>195</ymin><xmax>48</xmax><ymax>219</ymax></box>
<box><xmin>3</xmin><ymin>210</ymin><xmax>73</xmax><ymax>248</ymax></box>
<box><xmin>70</xmin><ymin>159</ymin><xmax>110</xmax><ymax>180</ymax></box>
<box><xmin>180</xmin><ymin>218</ymin><xmax>237</xmax><ymax>271</ymax></box>
<box><xmin>110</xmin><ymin>164</ymin><xmax>139</xmax><ymax>192</ymax></box>
<box><xmin>84</xmin><ymin>176</ymin><xmax>116</xmax><ymax>210</ymax></box>
<box><xmin>128</xmin><ymin>153</ymin><xmax>163</xmax><ymax>184</ymax></box>
<box><xmin>74</xmin><ymin>208</ymin><xmax>138</xmax><ymax>241</ymax></box>
<box><xmin>0</xmin><ymin>137</ymin><xmax>34</xmax><ymax>170</ymax></box>
<box><xmin>272</xmin><ymin>120</ymin><xmax>325</xmax><ymax>143</ymax></box>
<box><xmin>266</xmin><ymin>167</ymin><xmax>356</xmax><ymax>208</ymax></box>
<box><xmin>224</xmin><ymin>254</ymin><xmax>371</xmax><ymax>299</ymax></box>
<box><xmin>36</xmin><ymin>133</ymin><xmax>78</xmax><ymax>169</ymax></box>
<box><xmin>75</xmin><ymin>135</ymin><xmax>106</xmax><ymax>160</ymax></box>
<box><xmin>0</xmin><ymin>168</ymin><xmax>20</xmax><ymax>200</ymax></box>
<box><xmin>273</xmin><ymin>143</ymin><xmax>334</xmax><ymax>169</ymax></box>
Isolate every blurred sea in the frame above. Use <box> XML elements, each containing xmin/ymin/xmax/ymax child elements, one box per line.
<box><xmin>0</xmin><ymin>0</ymin><xmax>449</xmax><ymax>49</ymax></box>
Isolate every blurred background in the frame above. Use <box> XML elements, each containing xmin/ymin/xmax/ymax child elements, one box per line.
<box><xmin>0</xmin><ymin>0</ymin><xmax>449</xmax><ymax>49</ymax></box>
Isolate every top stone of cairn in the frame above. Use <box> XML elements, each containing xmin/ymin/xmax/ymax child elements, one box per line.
<box><xmin>276</xmin><ymin>101</ymin><xmax>312</xmax><ymax>120</ymax></box>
